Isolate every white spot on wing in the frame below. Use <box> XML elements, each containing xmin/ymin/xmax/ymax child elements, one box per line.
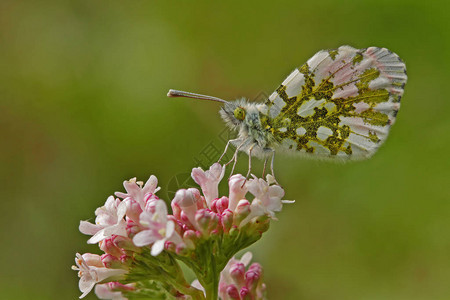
<box><xmin>347</xmin><ymin>133</ymin><xmax>375</xmax><ymax>157</ymax></box>
<box><xmin>297</xmin><ymin>99</ymin><xmax>326</xmax><ymax>117</ymax></box>
<box><xmin>280</xmin><ymin>138</ymin><xmax>297</xmax><ymax>150</ymax></box>
<box><xmin>368</xmin><ymin>76</ymin><xmax>390</xmax><ymax>90</ymax></box>
<box><xmin>283</xmin><ymin>69</ymin><xmax>304</xmax><ymax>98</ymax></box>
<box><xmin>353</xmin><ymin>102</ymin><xmax>370</xmax><ymax>113</ymax></box>
<box><xmin>317</xmin><ymin>126</ymin><xmax>333</xmax><ymax>140</ymax></box>
<box><xmin>269</xmin><ymin>96</ymin><xmax>286</xmax><ymax>118</ymax></box>
<box><xmin>332</xmin><ymin>85</ymin><xmax>358</xmax><ymax>99</ymax></box>
<box><xmin>307</xmin><ymin>51</ymin><xmax>329</xmax><ymax>70</ymax></box>
<box><xmin>296</xmin><ymin>127</ymin><xmax>306</xmax><ymax>135</ymax></box>
<box><xmin>324</xmin><ymin>102</ymin><xmax>337</xmax><ymax>113</ymax></box>
<box><xmin>307</xmin><ymin>141</ymin><xmax>330</xmax><ymax>155</ymax></box>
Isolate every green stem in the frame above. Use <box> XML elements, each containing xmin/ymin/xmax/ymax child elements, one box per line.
<box><xmin>198</xmin><ymin>240</ymin><xmax>219</xmax><ymax>300</ymax></box>
<box><xmin>204</xmin><ymin>255</ymin><xmax>219</xmax><ymax>300</ymax></box>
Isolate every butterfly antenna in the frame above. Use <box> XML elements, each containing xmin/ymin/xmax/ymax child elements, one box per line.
<box><xmin>167</xmin><ymin>89</ymin><xmax>230</xmax><ymax>104</ymax></box>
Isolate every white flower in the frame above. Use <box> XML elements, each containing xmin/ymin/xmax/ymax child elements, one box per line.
<box><xmin>239</xmin><ymin>176</ymin><xmax>293</xmax><ymax>227</ymax></box>
<box><xmin>191</xmin><ymin>163</ymin><xmax>225</xmax><ymax>207</ymax></box>
<box><xmin>72</xmin><ymin>253</ymin><xmax>127</xmax><ymax>299</ymax></box>
<box><xmin>132</xmin><ymin>200</ymin><xmax>183</xmax><ymax>256</ymax></box>
<box><xmin>115</xmin><ymin>175</ymin><xmax>159</xmax><ymax>208</ymax></box>
<box><xmin>79</xmin><ymin>196</ymin><xmax>128</xmax><ymax>244</ymax></box>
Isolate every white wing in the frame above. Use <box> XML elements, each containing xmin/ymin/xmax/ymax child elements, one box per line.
<box><xmin>264</xmin><ymin>45</ymin><xmax>407</xmax><ymax>159</ymax></box>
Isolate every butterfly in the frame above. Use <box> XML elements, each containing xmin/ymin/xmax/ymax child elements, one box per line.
<box><xmin>168</xmin><ymin>45</ymin><xmax>407</xmax><ymax>179</ymax></box>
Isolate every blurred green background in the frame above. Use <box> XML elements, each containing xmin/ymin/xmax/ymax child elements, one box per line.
<box><xmin>1</xmin><ymin>0</ymin><xmax>449</xmax><ymax>299</ymax></box>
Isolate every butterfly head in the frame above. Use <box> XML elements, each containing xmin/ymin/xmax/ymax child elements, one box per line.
<box><xmin>219</xmin><ymin>99</ymin><xmax>249</xmax><ymax>130</ymax></box>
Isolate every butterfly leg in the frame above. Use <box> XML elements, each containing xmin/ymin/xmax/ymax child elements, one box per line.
<box><xmin>245</xmin><ymin>144</ymin><xmax>256</xmax><ymax>179</ymax></box>
<box><xmin>225</xmin><ymin>140</ymin><xmax>245</xmax><ymax>176</ymax></box>
<box><xmin>241</xmin><ymin>143</ymin><xmax>256</xmax><ymax>188</ymax></box>
<box><xmin>218</xmin><ymin>138</ymin><xmax>239</xmax><ymax>163</ymax></box>
<box><xmin>262</xmin><ymin>157</ymin><xmax>269</xmax><ymax>178</ymax></box>
<box><xmin>270</xmin><ymin>149</ymin><xmax>280</xmax><ymax>185</ymax></box>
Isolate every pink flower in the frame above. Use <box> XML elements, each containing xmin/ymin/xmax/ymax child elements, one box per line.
<box><xmin>79</xmin><ymin>196</ymin><xmax>128</xmax><ymax>244</ymax></box>
<box><xmin>218</xmin><ymin>252</ymin><xmax>266</xmax><ymax>300</ymax></box>
<box><xmin>95</xmin><ymin>282</ymin><xmax>134</xmax><ymax>300</ymax></box>
<box><xmin>132</xmin><ymin>200</ymin><xmax>183</xmax><ymax>256</ymax></box>
<box><xmin>171</xmin><ymin>188</ymin><xmax>202</xmax><ymax>230</ymax></box>
<box><xmin>95</xmin><ymin>284</ymin><xmax>127</xmax><ymax>300</ymax></box>
<box><xmin>72</xmin><ymin>253</ymin><xmax>127</xmax><ymax>299</ymax></box>
<box><xmin>191</xmin><ymin>163</ymin><xmax>225</xmax><ymax>206</ymax></box>
<box><xmin>115</xmin><ymin>176</ymin><xmax>159</xmax><ymax>208</ymax></box>
<box><xmin>219</xmin><ymin>252</ymin><xmax>253</xmax><ymax>290</ymax></box>
<box><xmin>228</xmin><ymin>174</ymin><xmax>248</xmax><ymax>211</ymax></box>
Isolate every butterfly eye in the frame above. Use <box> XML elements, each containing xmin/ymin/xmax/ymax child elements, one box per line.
<box><xmin>233</xmin><ymin>107</ymin><xmax>246</xmax><ymax>121</ymax></box>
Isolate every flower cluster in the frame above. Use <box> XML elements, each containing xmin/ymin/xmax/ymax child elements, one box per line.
<box><xmin>218</xmin><ymin>252</ymin><xmax>266</xmax><ymax>300</ymax></box>
<box><xmin>73</xmin><ymin>163</ymin><xmax>293</xmax><ymax>299</ymax></box>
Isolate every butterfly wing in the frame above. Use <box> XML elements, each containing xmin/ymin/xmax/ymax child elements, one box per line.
<box><xmin>264</xmin><ymin>45</ymin><xmax>407</xmax><ymax>159</ymax></box>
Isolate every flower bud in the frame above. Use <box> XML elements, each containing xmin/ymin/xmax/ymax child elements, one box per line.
<box><xmin>165</xmin><ymin>241</ymin><xmax>176</xmax><ymax>252</ymax></box>
<box><xmin>215</xmin><ymin>196</ymin><xmax>229</xmax><ymax>214</ymax></box>
<box><xmin>195</xmin><ymin>209</ymin><xmax>211</xmax><ymax>233</ymax></box>
<box><xmin>196</xmin><ymin>195</ymin><xmax>206</xmax><ymax>210</ymax></box>
<box><xmin>180</xmin><ymin>211</ymin><xmax>191</xmax><ymax>224</ymax></box>
<box><xmin>108</xmin><ymin>282</ymin><xmax>135</xmax><ymax>292</ymax></box>
<box><xmin>99</xmin><ymin>237</ymin><xmax>123</xmax><ymax>258</ymax></box>
<box><xmin>183</xmin><ymin>230</ymin><xmax>198</xmax><ymax>249</ymax></box>
<box><xmin>210</xmin><ymin>199</ymin><xmax>218</xmax><ymax>213</ymax></box>
<box><xmin>101</xmin><ymin>254</ymin><xmax>124</xmax><ymax>269</ymax></box>
<box><xmin>111</xmin><ymin>235</ymin><xmax>140</xmax><ymax>252</ymax></box>
<box><xmin>221</xmin><ymin>209</ymin><xmax>234</xmax><ymax>233</ymax></box>
<box><xmin>173</xmin><ymin>188</ymin><xmax>200</xmax><ymax>228</ymax></box>
<box><xmin>245</xmin><ymin>263</ymin><xmax>263</xmax><ymax>290</ymax></box>
<box><xmin>230</xmin><ymin>262</ymin><xmax>246</xmax><ymax>287</ymax></box>
<box><xmin>143</xmin><ymin>193</ymin><xmax>160</xmax><ymax>213</ymax></box>
<box><xmin>208</xmin><ymin>213</ymin><xmax>220</xmax><ymax>234</ymax></box>
<box><xmin>168</xmin><ymin>215</ymin><xmax>183</xmax><ymax>234</ymax></box>
<box><xmin>211</xmin><ymin>228</ymin><xmax>221</xmax><ymax>237</ymax></box>
<box><xmin>176</xmin><ymin>243</ymin><xmax>188</xmax><ymax>256</ymax></box>
<box><xmin>234</xmin><ymin>199</ymin><xmax>251</xmax><ymax>226</ymax></box>
<box><xmin>119</xmin><ymin>254</ymin><xmax>132</xmax><ymax>267</ymax></box>
<box><xmin>226</xmin><ymin>284</ymin><xmax>240</xmax><ymax>299</ymax></box>
<box><xmin>124</xmin><ymin>198</ymin><xmax>142</xmax><ymax>223</ymax></box>
<box><xmin>228</xmin><ymin>225</ymin><xmax>239</xmax><ymax>238</ymax></box>
<box><xmin>126</xmin><ymin>219</ymin><xmax>141</xmax><ymax>238</ymax></box>
<box><xmin>195</xmin><ymin>209</ymin><xmax>219</xmax><ymax>237</ymax></box>
<box><xmin>171</xmin><ymin>201</ymin><xmax>182</xmax><ymax>220</ymax></box>
<box><xmin>240</xmin><ymin>286</ymin><xmax>251</xmax><ymax>300</ymax></box>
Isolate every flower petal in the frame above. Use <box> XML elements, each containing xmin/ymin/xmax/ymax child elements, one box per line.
<box><xmin>133</xmin><ymin>230</ymin><xmax>159</xmax><ymax>247</ymax></box>
<box><xmin>143</xmin><ymin>175</ymin><xmax>158</xmax><ymax>195</ymax></box>
<box><xmin>87</xmin><ymin>229</ymin><xmax>106</xmax><ymax>244</ymax></box>
<box><xmin>240</xmin><ymin>252</ymin><xmax>253</xmax><ymax>267</ymax></box>
<box><xmin>151</xmin><ymin>239</ymin><xmax>165</xmax><ymax>256</ymax></box>
<box><xmin>79</xmin><ymin>221</ymin><xmax>101</xmax><ymax>235</ymax></box>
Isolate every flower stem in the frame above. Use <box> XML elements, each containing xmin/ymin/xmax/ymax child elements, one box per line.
<box><xmin>204</xmin><ymin>256</ymin><xmax>219</xmax><ymax>300</ymax></box>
